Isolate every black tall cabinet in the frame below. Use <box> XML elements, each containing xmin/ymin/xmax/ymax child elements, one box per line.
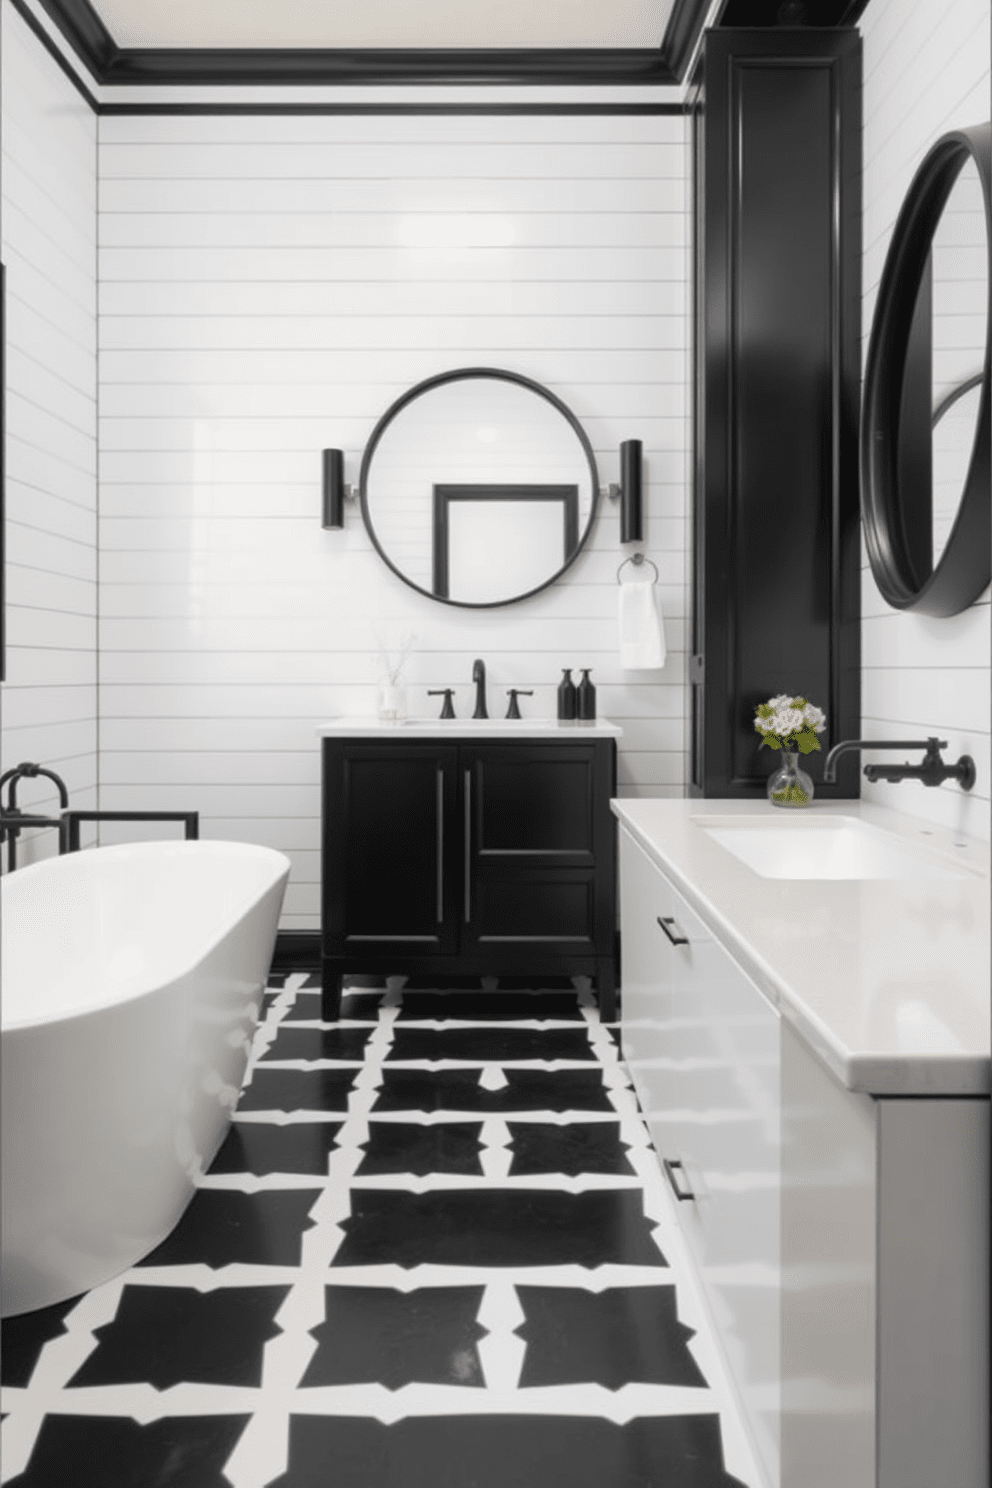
<box><xmin>691</xmin><ymin>29</ymin><xmax>862</xmax><ymax>798</ymax></box>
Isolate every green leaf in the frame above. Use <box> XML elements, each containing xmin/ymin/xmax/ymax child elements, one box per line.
<box><xmin>761</xmin><ymin>736</ymin><xmax>782</xmax><ymax>751</ymax></box>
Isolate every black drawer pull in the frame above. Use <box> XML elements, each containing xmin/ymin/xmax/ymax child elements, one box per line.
<box><xmin>662</xmin><ymin>1157</ymin><xmax>695</xmax><ymax>1202</ymax></box>
<box><xmin>657</xmin><ymin>915</ymin><xmax>689</xmax><ymax>946</ymax></box>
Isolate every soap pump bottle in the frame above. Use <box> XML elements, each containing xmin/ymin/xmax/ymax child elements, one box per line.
<box><xmin>557</xmin><ymin>668</ymin><xmax>577</xmax><ymax>721</ymax></box>
<box><xmin>577</xmin><ymin>668</ymin><xmax>596</xmax><ymax>721</ymax></box>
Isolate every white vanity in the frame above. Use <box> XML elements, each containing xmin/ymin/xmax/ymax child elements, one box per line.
<box><xmin>613</xmin><ymin>798</ymin><xmax>990</xmax><ymax>1488</ymax></box>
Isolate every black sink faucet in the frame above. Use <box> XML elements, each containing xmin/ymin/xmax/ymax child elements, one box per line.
<box><xmin>822</xmin><ymin>737</ymin><xmax>976</xmax><ymax>789</ymax></box>
<box><xmin>472</xmin><ymin>659</ymin><xmax>488</xmax><ymax>719</ymax></box>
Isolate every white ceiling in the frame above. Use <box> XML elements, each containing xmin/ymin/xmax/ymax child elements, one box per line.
<box><xmin>88</xmin><ymin>0</ymin><xmax>675</xmax><ymax>51</ymax></box>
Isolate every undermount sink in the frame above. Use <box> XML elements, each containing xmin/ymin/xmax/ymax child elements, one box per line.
<box><xmin>698</xmin><ymin>816</ymin><xmax>974</xmax><ymax>880</ymax></box>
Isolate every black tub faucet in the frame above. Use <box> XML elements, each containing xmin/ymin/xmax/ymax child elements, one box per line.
<box><xmin>472</xmin><ymin>659</ymin><xmax>488</xmax><ymax>719</ymax></box>
<box><xmin>822</xmin><ymin>737</ymin><xmax>976</xmax><ymax>789</ymax></box>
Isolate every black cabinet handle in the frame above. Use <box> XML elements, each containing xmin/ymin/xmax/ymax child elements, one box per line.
<box><xmin>464</xmin><ymin>769</ymin><xmax>472</xmax><ymax>923</ymax></box>
<box><xmin>662</xmin><ymin>1158</ymin><xmax>695</xmax><ymax>1202</ymax></box>
<box><xmin>657</xmin><ymin>915</ymin><xmax>689</xmax><ymax>946</ymax></box>
<box><xmin>436</xmin><ymin>768</ymin><xmax>444</xmax><ymax>924</ymax></box>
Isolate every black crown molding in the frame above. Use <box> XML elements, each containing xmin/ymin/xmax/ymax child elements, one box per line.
<box><xmin>25</xmin><ymin>0</ymin><xmax>716</xmax><ymax>93</ymax></box>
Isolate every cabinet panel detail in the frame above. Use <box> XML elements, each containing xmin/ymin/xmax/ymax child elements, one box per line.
<box><xmin>471</xmin><ymin>750</ymin><xmax>595</xmax><ymax>858</ymax></box>
<box><xmin>471</xmin><ymin>873</ymin><xmax>594</xmax><ymax>944</ymax></box>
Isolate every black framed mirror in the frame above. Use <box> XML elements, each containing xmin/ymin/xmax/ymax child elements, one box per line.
<box><xmin>861</xmin><ymin>123</ymin><xmax>991</xmax><ymax>617</ymax></box>
<box><xmin>359</xmin><ymin>367</ymin><xmax>600</xmax><ymax>608</ymax></box>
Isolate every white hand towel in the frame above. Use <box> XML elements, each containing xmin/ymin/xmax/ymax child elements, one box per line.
<box><xmin>619</xmin><ymin>578</ymin><xmax>667</xmax><ymax>670</ymax></box>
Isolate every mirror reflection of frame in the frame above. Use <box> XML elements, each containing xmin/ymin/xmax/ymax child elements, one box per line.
<box><xmin>359</xmin><ymin>367</ymin><xmax>600</xmax><ymax>609</ymax></box>
<box><xmin>432</xmin><ymin>484</ymin><xmax>579</xmax><ymax>603</ymax></box>
<box><xmin>861</xmin><ymin>123</ymin><xmax>991</xmax><ymax>617</ymax></box>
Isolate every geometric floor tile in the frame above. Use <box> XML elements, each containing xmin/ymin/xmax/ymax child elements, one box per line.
<box><xmin>515</xmin><ymin>1286</ymin><xmax>707</xmax><ymax>1389</ymax></box>
<box><xmin>355</xmin><ymin>1122</ymin><xmax>485</xmax><ymax>1177</ymax></box>
<box><xmin>208</xmin><ymin>1121</ymin><xmax>345</xmax><ymax>1177</ymax></box>
<box><xmin>5</xmin><ymin>1413</ymin><xmax>253</xmax><ymax>1488</ymax></box>
<box><xmin>236</xmin><ymin>1068</ymin><xmax>359</xmax><ymax>1113</ymax></box>
<box><xmin>370</xmin><ymin>1068</ymin><xmax>614</xmax><ymax>1114</ymax></box>
<box><xmin>258</xmin><ymin>1025</ymin><xmax>373</xmax><ymax>1062</ymax></box>
<box><xmin>301</xmin><ymin>1286</ymin><xmax>487</xmax><ymax>1389</ymax></box>
<box><xmin>506</xmin><ymin>1120</ymin><xmax>636</xmax><ymax>1177</ymax></box>
<box><xmin>66</xmin><ymin>1286</ymin><xmax>291</xmax><ymax>1390</ymax></box>
<box><xmin>332</xmin><ymin>1190</ymin><xmax>666</xmax><ymax>1270</ymax></box>
<box><xmin>396</xmin><ymin>991</ymin><xmax>583</xmax><ymax>1021</ymax></box>
<box><xmin>0</xmin><ymin>1295</ymin><xmax>84</xmax><ymax>1386</ymax></box>
<box><xmin>2</xmin><ymin>970</ymin><xmax>761</xmax><ymax>1488</ymax></box>
<box><xmin>136</xmin><ymin>1190</ymin><xmax>321</xmax><ymax>1269</ymax></box>
<box><xmin>385</xmin><ymin>1027</ymin><xmax>596</xmax><ymax>1063</ymax></box>
<box><xmin>268</xmin><ymin>1414</ymin><xmax>751</xmax><ymax>1488</ymax></box>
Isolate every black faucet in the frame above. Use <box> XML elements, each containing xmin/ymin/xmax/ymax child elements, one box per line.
<box><xmin>472</xmin><ymin>659</ymin><xmax>488</xmax><ymax>719</ymax></box>
<box><xmin>0</xmin><ymin>762</ymin><xmax>71</xmax><ymax>870</ymax></box>
<box><xmin>822</xmin><ymin>737</ymin><xmax>976</xmax><ymax>790</ymax></box>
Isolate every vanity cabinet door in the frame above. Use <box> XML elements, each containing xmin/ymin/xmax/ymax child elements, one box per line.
<box><xmin>459</xmin><ymin>742</ymin><xmax>614</xmax><ymax>960</ymax></box>
<box><xmin>619</xmin><ymin>826</ymin><xmax>781</xmax><ymax>1486</ymax></box>
<box><xmin>322</xmin><ymin>740</ymin><xmax>460</xmax><ymax>956</ymax></box>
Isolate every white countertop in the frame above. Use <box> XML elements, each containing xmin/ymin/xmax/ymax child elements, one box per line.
<box><xmin>611</xmin><ymin>797</ymin><xmax>991</xmax><ymax>1097</ymax></box>
<box><xmin>318</xmin><ymin>716</ymin><xmax>622</xmax><ymax>739</ymax></box>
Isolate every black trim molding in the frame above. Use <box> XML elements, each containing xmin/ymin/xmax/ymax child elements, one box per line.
<box><xmin>24</xmin><ymin>0</ymin><xmax>716</xmax><ymax>91</ymax></box>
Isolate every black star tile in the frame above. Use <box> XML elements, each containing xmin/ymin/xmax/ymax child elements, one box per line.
<box><xmin>209</xmin><ymin>1121</ymin><xmax>343</xmax><ymax>1177</ymax></box>
<box><xmin>236</xmin><ymin>1067</ymin><xmax>358</xmax><ymax>1113</ymax></box>
<box><xmin>507</xmin><ymin>1120</ymin><xmax>636</xmax><ymax>1177</ymax></box>
<box><xmin>266</xmin><ymin>972</ymin><xmax>290</xmax><ymax>989</ymax></box>
<box><xmin>397</xmin><ymin>991</ymin><xmax>582</xmax><ymax>1021</ymax></box>
<box><xmin>332</xmin><ymin>1189</ymin><xmax>666</xmax><ymax>1269</ymax></box>
<box><xmin>259</xmin><ymin>1026</ymin><xmax>372</xmax><ymax>1062</ymax></box>
<box><xmin>270</xmin><ymin>1414</ymin><xmax>750</xmax><ymax>1488</ymax></box>
<box><xmin>0</xmin><ymin>1294</ymin><xmax>84</xmax><ymax>1388</ymax></box>
<box><xmin>279</xmin><ymin>992</ymin><xmax>327</xmax><ymax>1023</ymax></box>
<box><xmin>301</xmin><ymin>1285</ymin><xmax>486</xmax><ymax>1389</ymax></box>
<box><xmin>67</xmin><ymin>1285</ymin><xmax>290</xmax><ymax>1390</ymax></box>
<box><xmin>372</xmin><ymin>1068</ymin><xmax>612</xmax><ymax>1114</ymax></box>
<box><xmin>298</xmin><ymin>973</ymin><xmax>323</xmax><ymax>989</ymax></box>
<box><xmin>136</xmin><ymin>1189</ymin><xmax>320</xmax><ymax>1269</ymax></box>
<box><xmin>515</xmin><ymin>1285</ymin><xmax>707</xmax><ymax>1389</ymax></box>
<box><xmin>12</xmin><ymin>1414</ymin><xmax>251</xmax><ymax>1488</ymax></box>
<box><xmin>386</xmin><ymin>1027</ymin><xmax>595</xmax><ymax>1063</ymax></box>
<box><xmin>356</xmin><ymin>1122</ymin><xmax>484</xmax><ymax>1177</ymax></box>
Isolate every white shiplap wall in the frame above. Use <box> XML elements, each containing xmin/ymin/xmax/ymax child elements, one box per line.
<box><xmin>97</xmin><ymin>113</ymin><xmax>689</xmax><ymax>929</ymax></box>
<box><xmin>0</xmin><ymin>4</ymin><xmax>98</xmax><ymax>860</ymax></box>
<box><xmin>861</xmin><ymin>0</ymin><xmax>991</xmax><ymax>840</ymax></box>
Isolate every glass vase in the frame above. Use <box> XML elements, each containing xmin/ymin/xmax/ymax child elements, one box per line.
<box><xmin>767</xmin><ymin>751</ymin><xmax>814</xmax><ymax>808</ymax></box>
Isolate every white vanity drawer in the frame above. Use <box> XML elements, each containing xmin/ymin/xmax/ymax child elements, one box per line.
<box><xmin>619</xmin><ymin>825</ymin><xmax>782</xmax><ymax>1487</ymax></box>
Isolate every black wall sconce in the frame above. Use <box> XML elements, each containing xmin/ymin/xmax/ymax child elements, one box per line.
<box><xmin>321</xmin><ymin>448</ymin><xmax>357</xmax><ymax>529</ymax></box>
<box><xmin>606</xmin><ymin>438</ymin><xmax>643</xmax><ymax>544</ymax></box>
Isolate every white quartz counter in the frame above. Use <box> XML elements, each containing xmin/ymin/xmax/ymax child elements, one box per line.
<box><xmin>611</xmin><ymin>797</ymin><xmax>991</xmax><ymax>1096</ymax></box>
<box><xmin>318</xmin><ymin>717</ymin><xmax>622</xmax><ymax>739</ymax></box>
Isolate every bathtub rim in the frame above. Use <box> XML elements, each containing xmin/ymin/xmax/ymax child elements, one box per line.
<box><xmin>1</xmin><ymin>838</ymin><xmax>291</xmax><ymax>1035</ymax></box>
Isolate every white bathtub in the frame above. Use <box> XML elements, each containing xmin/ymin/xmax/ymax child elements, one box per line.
<box><xmin>1</xmin><ymin>839</ymin><xmax>290</xmax><ymax>1316</ymax></box>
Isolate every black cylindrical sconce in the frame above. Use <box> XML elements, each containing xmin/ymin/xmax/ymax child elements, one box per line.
<box><xmin>619</xmin><ymin>439</ymin><xmax>643</xmax><ymax>543</ymax></box>
<box><xmin>322</xmin><ymin>448</ymin><xmax>345</xmax><ymax>529</ymax></box>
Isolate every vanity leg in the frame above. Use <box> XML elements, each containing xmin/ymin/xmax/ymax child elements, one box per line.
<box><xmin>322</xmin><ymin>965</ymin><xmax>343</xmax><ymax>1023</ymax></box>
<box><xmin>596</xmin><ymin>960</ymin><xmax>618</xmax><ymax>1024</ymax></box>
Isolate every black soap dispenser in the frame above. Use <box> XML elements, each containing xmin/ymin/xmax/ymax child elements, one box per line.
<box><xmin>557</xmin><ymin>668</ymin><xmax>577</xmax><ymax>721</ymax></box>
<box><xmin>577</xmin><ymin>669</ymin><xmax>596</xmax><ymax>721</ymax></box>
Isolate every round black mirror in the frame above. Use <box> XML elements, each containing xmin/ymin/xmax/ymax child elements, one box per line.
<box><xmin>861</xmin><ymin>123</ymin><xmax>991</xmax><ymax>617</ymax></box>
<box><xmin>359</xmin><ymin>368</ymin><xmax>600</xmax><ymax>608</ymax></box>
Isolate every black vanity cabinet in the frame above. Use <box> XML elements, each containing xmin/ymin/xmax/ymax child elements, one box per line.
<box><xmin>321</xmin><ymin>733</ymin><xmax>618</xmax><ymax>1020</ymax></box>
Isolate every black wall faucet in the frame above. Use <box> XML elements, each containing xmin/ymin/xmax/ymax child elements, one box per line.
<box><xmin>472</xmin><ymin>659</ymin><xmax>488</xmax><ymax>719</ymax></box>
<box><xmin>822</xmin><ymin>737</ymin><xmax>976</xmax><ymax>790</ymax></box>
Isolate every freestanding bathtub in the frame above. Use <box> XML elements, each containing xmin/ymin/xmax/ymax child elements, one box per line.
<box><xmin>1</xmin><ymin>839</ymin><xmax>290</xmax><ymax>1316</ymax></box>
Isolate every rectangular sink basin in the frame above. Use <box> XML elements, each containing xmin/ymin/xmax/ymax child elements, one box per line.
<box><xmin>699</xmin><ymin>817</ymin><xmax>972</xmax><ymax>880</ymax></box>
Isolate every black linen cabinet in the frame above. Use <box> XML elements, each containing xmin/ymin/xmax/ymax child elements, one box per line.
<box><xmin>690</xmin><ymin>29</ymin><xmax>862</xmax><ymax>798</ymax></box>
<box><xmin>321</xmin><ymin>735</ymin><xmax>618</xmax><ymax>1020</ymax></box>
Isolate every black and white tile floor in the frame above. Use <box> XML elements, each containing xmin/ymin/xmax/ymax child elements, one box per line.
<box><xmin>1</xmin><ymin>974</ymin><xmax>762</xmax><ymax>1488</ymax></box>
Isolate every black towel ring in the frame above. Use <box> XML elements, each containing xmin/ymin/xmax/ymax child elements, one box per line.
<box><xmin>617</xmin><ymin>552</ymin><xmax>659</xmax><ymax>583</ymax></box>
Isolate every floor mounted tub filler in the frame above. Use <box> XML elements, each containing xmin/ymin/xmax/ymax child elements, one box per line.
<box><xmin>1</xmin><ymin>839</ymin><xmax>290</xmax><ymax>1317</ymax></box>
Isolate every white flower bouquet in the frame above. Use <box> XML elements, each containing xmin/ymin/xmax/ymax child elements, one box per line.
<box><xmin>754</xmin><ymin>694</ymin><xmax>827</xmax><ymax>755</ymax></box>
